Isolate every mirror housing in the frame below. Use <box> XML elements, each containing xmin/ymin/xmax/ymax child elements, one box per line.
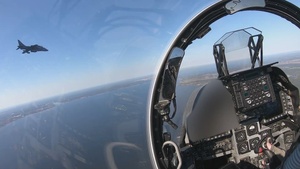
<box><xmin>154</xmin><ymin>47</ymin><xmax>184</xmax><ymax>129</ymax></box>
<box><xmin>156</xmin><ymin>47</ymin><xmax>184</xmax><ymax>103</ymax></box>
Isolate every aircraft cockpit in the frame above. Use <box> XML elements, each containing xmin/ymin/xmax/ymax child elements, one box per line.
<box><xmin>152</xmin><ymin>27</ymin><xmax>300</xmax><ymax>169</ymax></box>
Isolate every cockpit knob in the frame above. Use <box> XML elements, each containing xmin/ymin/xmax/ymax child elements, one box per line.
<box><xmin>247</xmin><ymin>100</ymin><xmax>252</xmax><ymax>104</ymax></box>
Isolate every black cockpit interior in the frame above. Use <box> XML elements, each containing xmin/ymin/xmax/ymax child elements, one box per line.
<box><xmin>181</xmin><ymin>28</ymin><xmax>299</xmax><ymax>169</ymax></box>
<box><xmin>181</xmin><ymin>62</ymin><xmax>299</xmax><ymax>169</ymax></box>
<box><xmin>152</xmin><ymin>27</ymin><xmax>300</xmax><ymax>169</ymax></box>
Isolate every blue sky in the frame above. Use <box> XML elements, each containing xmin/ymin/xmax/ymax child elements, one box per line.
<box><xmin>182</xmin><ymin>9</ymin><xmax>300</xmax><ymax>68</ymax></box>
<box><xmin>0</xmin><ymin>0</ymin><xmax>299</xmax><ymax>110</ymax></box>
<box><xmin>0</xmin><ymin>0</ymin><xmax>182</xmax><ymax>109</ymax></box>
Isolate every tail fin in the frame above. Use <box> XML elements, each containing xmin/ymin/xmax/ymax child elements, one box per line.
<box><xmin>17</xmin><ymin>40</ymin><xmax>26</xmax><ymax>50</ymax></box>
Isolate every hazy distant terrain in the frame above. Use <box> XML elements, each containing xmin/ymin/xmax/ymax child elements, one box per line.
<box><xmin>278</xmin><ymin>62</ymin><xmax>300</xmax><ymax>89</ymax></box>
<box><xmin>262</xmin><ymin>51</ymin><xmax>300</xmax><ymax>89</ymax></box>
<box><xmin>178</xmin><ymin>51</ymin><xmax>300</xmax><ymax>89</ymax></box>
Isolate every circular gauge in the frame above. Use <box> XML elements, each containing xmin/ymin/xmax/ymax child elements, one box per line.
<box><xmin>249</xmin><ymin>137</ymin><xmax>260</xmax><ymax>150</ymax></box>
<box><xmin>235</xmin><ymin>130</ymin><xmax>247</xmax><ymax>142</ymax></box>
<box><xmin>285</xmin><ymin>134</ymin><xmax>294</xmax><ymax>143</ymax></box>
<box><xmin>247</xmin><ymin>123</ymin><xmax>258</xmax><ymax>136</ymax></box>
<box><xmin>260</xmin><ymin>130</ymin><xmax>271</xmax><ymax>138</ymax></box>
<box><xmin>238</xmin><ymin>142</ymin><xmax>249</xmax><ymax>154</ymax></box>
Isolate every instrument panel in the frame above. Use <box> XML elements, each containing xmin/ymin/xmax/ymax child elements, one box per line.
<box><xmin>189</xmin><ymin>65</ymin><xmax>298</xmax><ymax>168</ymax></box>
<box><xmin>230</xmin><ymin>69</ymin><xmax>276</xmax><ymax>112</ymax></box>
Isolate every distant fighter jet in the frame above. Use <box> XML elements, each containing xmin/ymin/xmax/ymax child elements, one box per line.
<box><xmin>16</xmin><ymin>40</ymin><xmax>48</xmax><ymax>54</ymax></box>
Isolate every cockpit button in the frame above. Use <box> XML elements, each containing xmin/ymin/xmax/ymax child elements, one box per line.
<box><xmin>247</xmin><ymin>100</ymin><xmax>252</xmax><ymax>104</ymax></box>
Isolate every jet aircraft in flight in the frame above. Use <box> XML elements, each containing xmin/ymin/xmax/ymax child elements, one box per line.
<box><xmin>16</xmin><ymin>40</ymin><xmax>48</xmax><ymax>54</ymax></box>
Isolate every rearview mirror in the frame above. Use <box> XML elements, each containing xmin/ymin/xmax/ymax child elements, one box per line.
<box><xmin>160</xmin><ymin>47</ymin><xmax>184</xmax><ymax>100</ymax></box>
<box><xmin>154</xmin><ymin>47</ymin><xmax>184</xmax><ymax>129</ymax></box>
